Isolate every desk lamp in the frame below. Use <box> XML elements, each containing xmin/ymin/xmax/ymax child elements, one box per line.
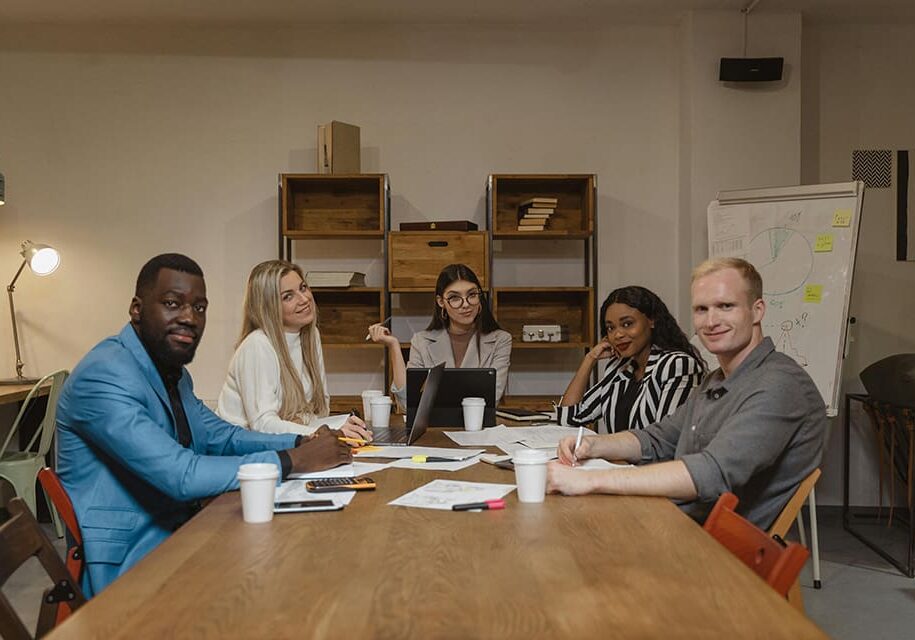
<box><xmin>1</xmin><ymin>241</ymin><xmax>61</xmax><ymax>385</ymax></box>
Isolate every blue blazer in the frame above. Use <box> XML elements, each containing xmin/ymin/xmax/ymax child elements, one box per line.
<box><xmin>57</xmin><ymin>324</ymin><xmax>298</xmax><ymax>597</ymax></box>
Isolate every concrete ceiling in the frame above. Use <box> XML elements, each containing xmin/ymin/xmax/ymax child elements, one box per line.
<box><xmin>0</xmin><ymin>0</ymin><xmax>913</xmax><ymax>26</ymax></box>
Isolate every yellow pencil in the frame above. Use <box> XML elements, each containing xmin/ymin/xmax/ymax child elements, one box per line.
<box><xmin>338</xmin><ymin>436</ymin><xmax>368</xmax><ymax>445</ymax></box>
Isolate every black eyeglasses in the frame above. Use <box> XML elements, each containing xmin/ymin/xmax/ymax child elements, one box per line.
<box><xmin>443</xmin><ymin>290</ymin><xmax>482</xmax><ymax>309</ymax></box>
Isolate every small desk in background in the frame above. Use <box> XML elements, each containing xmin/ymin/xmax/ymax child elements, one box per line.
<box><xmin>48</xmin><ymin>429</ymin><xmax>826</xmax><ymax>639</ymax></box>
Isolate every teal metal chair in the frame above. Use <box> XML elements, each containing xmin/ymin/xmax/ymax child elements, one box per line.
<box><xmin>0</xmin><ymin>370</ymin><xmax>68</xmax><ymax>538</ymax></box>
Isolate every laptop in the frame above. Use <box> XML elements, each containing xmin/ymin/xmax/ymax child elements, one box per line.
<box><xmin>406</xmin><ymin>367</ymin><xmax>496</xmax><ymax>428</ymax></box>
<box><xmin>371</xmin><ymin>362</ymin><xmax>444</xmax><ymax>446</ymax></box>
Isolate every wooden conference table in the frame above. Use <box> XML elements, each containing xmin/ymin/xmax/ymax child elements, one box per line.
<box><xmin>49</xmin><ymin>430</ymin><xmax>826</xmax><ymax>639</ymax></box>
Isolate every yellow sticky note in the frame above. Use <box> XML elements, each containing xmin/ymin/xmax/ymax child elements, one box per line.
<box><xmin>354</xmin><ymin>446</ymin><xmax>382</xmax><ymax>454</ymax></box>
<box><xmin>803</xmin><ymin>284</ymin><xmax>823</xmax><ymax>303</ymax></box>
<box><xmin>814</xmin><ymin>234</ymin><xmax>834</xmax><ymax>252</ymax></box>
<box><xmin>833</xmin><ymin>209</ymin><xmax>852</xmax><ymax>227</ymax></box>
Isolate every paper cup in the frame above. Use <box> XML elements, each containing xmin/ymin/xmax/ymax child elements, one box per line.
<box><xmin>370</xmin><ymin>395</ymin><xmax>393</xmax><ymax>429</ymax></box>
<box><xmin>512</xmin><ymin>449</ymin><xmax>550</xmax><ymax>503</ymax></box>
<box><xmin>237</xmin><ymin>463</ymin><xmax>279</xmax><ymax>523</ymax></box>
<box><xmin>461</xmin><ymin>397</ymin><xmax>486</xmax><ymax>431</ymax></box>
<box><xmin>361</xmin><ymin>390</ymin><xmax>384</xmax><ymax>426</ymax></box>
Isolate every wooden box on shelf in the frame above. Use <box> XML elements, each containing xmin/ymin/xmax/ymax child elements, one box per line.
<box><xmin>388</xmin><ymin>231</ymin><xmax>489</xmax><ymax>291</ymax></box>
<box><xmin>493</xmin><ymin>287</ymin><xmax>594</xmax><ymax>349</ymax></box>
<box><xmin>310</xmin><ymin>288</ymin><xmax>385</xmax><ymax>346</ymax></box>
<box><xmin>490</xmin><ymin>174</ymin><xmax>595</xmax><ymax>238</ymax></box>
<box><xmin>281</xmin><ymin>174</ymin><xmax>386</xmax><ymax>237</ymax></box>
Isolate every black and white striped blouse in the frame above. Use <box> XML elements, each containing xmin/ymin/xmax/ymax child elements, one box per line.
<box><xmin>557</xmin><ymin>347</ymin><xmax>704</xmax><ymax>433</ymax></box>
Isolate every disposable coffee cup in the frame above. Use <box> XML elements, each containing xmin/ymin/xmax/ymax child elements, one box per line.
<box><xmin>461</xmin><ymin>397</ymin><xmax>486</xmax><ymax>432</ymax></box>
<box><xmin>370</xmin><ymin>395</ymin><xmax>393</xmax><ymax>429</ymax></box>
<box><xmin>237</xmin><ymin>463</ymin><xmax>279</xmax><ymax>523</ymax></box>
<box><xmin>361</xmin><ymin>390</ymin><xmax>384</xmax><ymax>426</ymax></box>
<box><xmin>512</xmin><ymin>449</ymin><xmax>551</xmax><ymax>503</ymax></box>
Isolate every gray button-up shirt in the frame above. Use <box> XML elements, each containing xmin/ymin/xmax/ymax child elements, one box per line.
<box><xmin>632</xmin><ymin>337</ymin><xmax>827</xmax><ymax>529</ymax></box>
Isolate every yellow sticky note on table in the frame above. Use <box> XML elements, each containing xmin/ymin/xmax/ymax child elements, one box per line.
<box><xmin>832</xmin><ymin>209</ymin><xmax>852</xmax><ymax>227</ymax></box>
<box><xmin>814</xmin><ymin>234</ymin><xmax>834</xmax><ymax>252</ymax></box>
<box><xmin>803</xmin><ymin>285</ymin><xmax>823</xmax><ymax>303</ymax></box>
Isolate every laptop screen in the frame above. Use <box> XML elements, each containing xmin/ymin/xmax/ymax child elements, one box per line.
<box><xmin>406</xmin><ymin>367</ymin><xmax>496</xmax><ymax>428</ymax></box>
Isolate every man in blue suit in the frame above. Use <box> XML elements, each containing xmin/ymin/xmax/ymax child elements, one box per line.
<box><xmin>57</xmin><ymin>254</ymin><xmax>352</xmax><ymax>597</ymax></box>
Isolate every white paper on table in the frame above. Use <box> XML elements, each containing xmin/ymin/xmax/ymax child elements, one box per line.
<box><xmin>575</xmin><ymin>458</ymin><xmax>634</xmax><ymax>471</ymax></box>
<box><xmin>287</xmin><ymin>461</ymin><xmax>390</xmax><ymax>479</ymax></box>
<box><xmin>443</xmin><ymin>425</ymin><xmax>514</xmax><ymax>446</ymax></box>
<box><xmin>353</xmin><ymin>446</ymin><xmax>484</xmax><ymax>460</ymax></box>
<box><xmin>496</xmin><ymin>442</ymin><xmax>560</xmax><ymax>459</ymax></box>
<box><xmin>388</xmin><ymin>456</ymin><xmax>482</xmax><ymax>472</ymax></box>
<box><xmin>388</xmin><ymin>479</ymin><xmax>516</xmax><ymax>510</ymax></box>
<box><xmin>275</xmin><ymin>479</ymin><xmax>356</xmax><ymax>507</ymax></box>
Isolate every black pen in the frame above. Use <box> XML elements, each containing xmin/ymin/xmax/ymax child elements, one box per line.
<box><xmin>452</xmin><ymin>499</ymin><xmax>506</xmax><ymax>511</ymax></box>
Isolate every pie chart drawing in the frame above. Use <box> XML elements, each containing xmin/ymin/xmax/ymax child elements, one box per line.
<box><xmin>747</xmin><ymin>227</ymin><xmax>813</xmax><ymax>296</ymax></box>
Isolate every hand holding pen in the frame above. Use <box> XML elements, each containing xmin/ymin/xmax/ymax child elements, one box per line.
<box><xmin>365</xmin><ymin>317</ymin><xmax>394</xmax><ymax>342</ymax></box>
<box><xmin>334</xmin><ymin>409</ymin><xmax>371</xmax><ymax>445</ymax></box>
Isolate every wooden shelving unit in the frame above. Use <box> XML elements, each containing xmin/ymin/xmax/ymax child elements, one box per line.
<box><xmin>487</xmin><ymin>174</ymin><xmax>598</xmax><ymax>407</ymax></box>
<box><xmin>388</xmin><ymin>231</ymin><xmax>489</xmax><ymax>292</ymax></box>
<box><xmin>279</xmin><ymin>173</ymin><xmax>391</xmax><ymax>400</ymax></box>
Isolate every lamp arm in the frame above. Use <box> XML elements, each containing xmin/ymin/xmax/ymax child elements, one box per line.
<box><xmin>7</xmin><ymin>258</ymin><xmax>27</xmax><ymax>292</ymax></box>
<box><xmin>7</xmin><ymin>259</ymin><xmax>27</xmax><ymax>378</ymax></box>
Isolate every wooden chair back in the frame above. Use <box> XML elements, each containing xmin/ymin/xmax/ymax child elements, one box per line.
<box><xmin>768</xmin><ymin>468</ymin><xmax>821</xmax><ymax>538</ymax></box>
<box><xmin>703</xmin><ymin>492</ymin><xmax>810</xmax><ymax>598</ymax></box>
<box><xmin>0</xmin><ymin>498</ymin><xmax>86</xmax><ymax>640</ymax></box>
<box><xmin>37</xmin><ymin>467</ymin><xmax>84</xmax><ymax>625</ymax></box>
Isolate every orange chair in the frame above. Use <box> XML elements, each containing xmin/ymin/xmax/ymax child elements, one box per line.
<box><xmin>703</xmin><ymin>492</ymin><xmax>810</xmax><ymax>598</ymax></box>
<box><xmin>36</xmin><ymin>467</ymin><xmax>84</xmax><ymax>625</ymax></box>
<box><xmin>0</xmin><ymin>497</ymin><xmax>86</xmax><ymax>639</ymax></box>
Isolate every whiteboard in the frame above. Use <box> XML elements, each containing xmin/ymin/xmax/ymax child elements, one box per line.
<box><xmin>706</xmin><ymin>181</ymin><xmax>865</xmax><ymax>416</ymax></box>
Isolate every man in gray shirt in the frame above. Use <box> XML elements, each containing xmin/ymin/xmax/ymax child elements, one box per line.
<box><xmin>547</xmin><ymin>257</ymin><xmax>827</xmax><ymax>529</ymax></box>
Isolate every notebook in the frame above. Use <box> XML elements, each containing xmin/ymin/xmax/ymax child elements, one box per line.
<box><xmin>372</xmin><ymin>363</ymin><xmax>444</xmax><ymax>446</ymax></box>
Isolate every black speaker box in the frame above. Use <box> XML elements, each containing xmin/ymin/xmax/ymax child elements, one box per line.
<box><xmin>719</xmin><ymin>57</ymin><xmax>784</xmax><ymax>82</ymax></box>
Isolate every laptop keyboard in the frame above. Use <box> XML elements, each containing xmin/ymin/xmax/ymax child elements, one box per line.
<box><xmin>371</xmin><ymin>428</ymin><xmax>409</xmax><ymax>445</ymax></box>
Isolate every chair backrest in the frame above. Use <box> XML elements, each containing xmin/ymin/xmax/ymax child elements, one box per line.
<box><xmin>37</xmin><ymin>467</ymin><xmax>83</xmax><ymax>626</ymax></box>
<box><xmin>0</xmin><ymin>370</ymin><xmax>68</xmax><ymax>459</ymax></box>
<box><xmin>703</xmin><ymin>492</ymin><xmax>810</xmax><ymax>598</ymax></box>
<box><xmin>768</xmin><ymin>468</ymin><xmax>822</xmax><ymax>538</ymax></box>
<box><xmin>0</xmin><ymin>498</ymin><xmax>86</xmax><ymax>640</ymax></box>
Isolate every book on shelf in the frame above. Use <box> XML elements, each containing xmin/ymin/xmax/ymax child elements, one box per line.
<box><xmin>399</xmin><ymin>220</ymin><xmax>479</xmax><ymax>231</ymax></box>
<box><xmin>518</xmin><ymin>217</ymin><xmax>548</xmax><ymax>226</ymax></box>
<box><xmin>516</xmin><ymin>224</ymin><xmax>546</xmax><ymax>231</ymax></box>
<box><xmin>518</xmin><ymin>207</ymin><xmax>555</xmax><ymax>216</ymax></box>
<box><xmin>519</xmin><ymin>197</ymin><xmax>559</xmax><ymax>208</ymax></box>
<box><xmin>495</xmin><ymin>408</ymin><xmax>552</xmax><ymax>422</ymax></box>
<box><xmin>304</xmin><ymin>271</ymin><xmax>366</xmax><ymax>288</ymax></box>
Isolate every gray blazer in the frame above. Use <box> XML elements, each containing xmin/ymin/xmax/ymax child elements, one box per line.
<box><xmin>391</xmin><ymin>328</ymin><xmax>513</xmax><ymax>409</ymax></box>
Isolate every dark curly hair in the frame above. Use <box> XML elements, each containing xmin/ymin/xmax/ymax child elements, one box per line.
<box><xmin>426</xmin><ymin>264</ymin><xmax>501</xmax><ymax>334</ymax></box>
<box><xmin>600</xmin><ymin>285</ymin><xmax>705</xmax><ymax>370</ymax></box>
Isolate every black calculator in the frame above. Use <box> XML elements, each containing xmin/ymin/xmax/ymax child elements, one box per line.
<box><xmin>305</xmin><ymin>477</ymin><xmax>376</xmax><ymax>492</ymax></box>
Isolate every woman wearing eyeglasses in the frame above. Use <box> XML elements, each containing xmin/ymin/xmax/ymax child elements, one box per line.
<box><xmin>367</xmin><ymin>263</ymin><xmax>512</xmax><ymax>411</ymax></box>
<box><xmin>557</xmin><ymin>285</ymin><xmax>706</xmax><ymax>433</ymax></box>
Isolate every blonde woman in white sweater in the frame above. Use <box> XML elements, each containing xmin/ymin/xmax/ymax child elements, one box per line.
<box><xmin>217</xmin><ymin>260</ymin><xmax>369</xmax><ymax>441</ymax></box>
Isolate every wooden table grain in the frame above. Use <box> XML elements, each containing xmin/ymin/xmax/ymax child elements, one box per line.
<box><xmin>48</xmin><ymin>430</ymin><xmax>827</xmax><ymax>639</ymax></box>
<box><xmin>0</xmin><ymin>382</ymin><xmax>50</xmax><ymax>406</ymax></box>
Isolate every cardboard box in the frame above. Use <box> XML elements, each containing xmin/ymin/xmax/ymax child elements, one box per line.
<box><xmin>317</xmin><ymin>121</ymin><xmax>361</xmax><ymax>174</ymax></box>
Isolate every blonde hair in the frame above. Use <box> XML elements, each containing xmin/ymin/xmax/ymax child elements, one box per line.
<box><xmin>691</xmin><ymin>257</ymin><xmax>763</xmax><ymax>302</ymax></box>
<box><xmin>238</xmin><ymin>260</ymin><xmax>328</xmax><ymax>423</ymax></box>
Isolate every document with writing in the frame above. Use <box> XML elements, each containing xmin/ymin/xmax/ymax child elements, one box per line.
<box><xmin>389</xmin><ymin>480</ymin><xmax>516</xmax><ymax>510</ymax></box>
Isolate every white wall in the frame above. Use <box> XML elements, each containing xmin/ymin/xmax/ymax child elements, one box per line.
<box><xmin>0</xmin><ymin>23</ymin><xmax>681</xmax><ymax>401</ymax></box>
<box><xmin>803</xmin><ymin>22</ymin><xmax>915</xmax><ymax>506</ymax></box>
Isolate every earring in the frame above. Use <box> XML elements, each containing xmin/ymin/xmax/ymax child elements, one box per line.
<box><xmin>440</xmin><ymin>306</ymin><xmax>448</xmax><ymax>322</ymax></box>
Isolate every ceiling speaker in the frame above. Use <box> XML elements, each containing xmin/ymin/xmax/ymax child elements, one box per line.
<box><xmin>719</xmin><ymin>57</ymin><xmax>784</xmax><ymax>82</ymax></box>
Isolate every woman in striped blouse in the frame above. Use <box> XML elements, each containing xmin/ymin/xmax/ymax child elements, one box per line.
<box><xmin>557</xmin><ymin>286</ymin><xmax>705</xmax><ymax>432</ymax></box>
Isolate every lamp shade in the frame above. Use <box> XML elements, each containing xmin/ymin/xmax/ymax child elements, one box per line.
<box><xmin>20</xmin><ymin>241</ymin><xmax>60</xmax><ymax>276</ymax></box>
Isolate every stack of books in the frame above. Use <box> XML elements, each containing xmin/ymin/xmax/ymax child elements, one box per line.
<box><xmin>517</xmin><ymin>197</ymin><xmax>558</xmax><ymax>231</ymax></box>
<box><xmin>304</xmin><ymin>272</ymin><xmax>366</xmax><ymax>288</ymax></box>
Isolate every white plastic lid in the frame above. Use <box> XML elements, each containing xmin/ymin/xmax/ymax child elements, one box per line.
<box><xmin>512</xmin><ymin>449</ymin><xmax>551</xmax><ymax>465</ymax></box>
<box><xmin>461</xmin><ymin>397</ymin><xmax>486</xmax><ymax>406</ymax></box>
<box><xmin>236</xmin><ymin>463</ymin><xmax>279</xmax><ymax>480</ymax></box>
<box><xmin>361</xmin><ymin>389</ymin><xmax>384</xmax><ymax>397</ymax></box>
<box><xmin>371</xmin><ymin>395</ymin><xmax>393</xmax><ymax>405</ymax></box>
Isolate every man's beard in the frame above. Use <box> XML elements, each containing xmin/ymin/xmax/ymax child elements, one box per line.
<box><xmin>138</xmin><ymin>322</ymin><xmax>199</xmax><ymax>370</ymax></box>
